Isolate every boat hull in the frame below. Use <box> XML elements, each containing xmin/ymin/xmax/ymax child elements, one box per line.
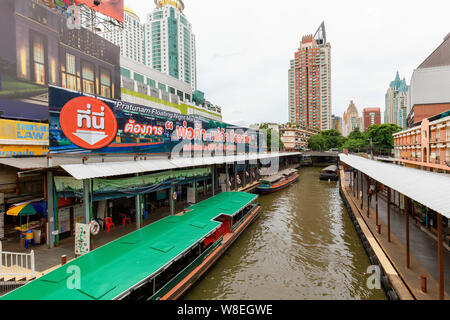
<box><xmin>158</xmin><ymin>205</ymin><xmax>261</xmax><ymax>300</ymax></box>
<box><xmin>256</xmin><ymin>174</ymin><xmax>299</xmax><ymax>194</ymax></box>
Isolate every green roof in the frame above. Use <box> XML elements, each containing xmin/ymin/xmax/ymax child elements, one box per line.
<box><xmin>1</xmin><ymin>192</ymin><xmax>257</xmax><ymax>300</ymax></box>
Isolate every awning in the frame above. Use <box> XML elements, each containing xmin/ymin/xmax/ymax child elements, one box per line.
<box><xmin>61</xmin><ymin>152</ymin><xmax>300</xmax><ymax>180</ymax></box>
<box><xmin>339</xmin><ymin>154</ymin><xmax>450</xmax><ymax>218</ymax></box>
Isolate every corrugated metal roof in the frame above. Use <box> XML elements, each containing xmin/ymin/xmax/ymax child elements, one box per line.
<box><xmin>61</xmin><ymin>152</ymin><xmax>300</xmax><ymax>180</ymax></box>
<box><xmin>340</xmin><ymin>154</ymin><xmax>450</xmax><ymax>218</ymax></box>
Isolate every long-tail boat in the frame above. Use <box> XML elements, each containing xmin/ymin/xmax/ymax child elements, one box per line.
<box><xmin>256</xmin><ymin>168</ymin><xmax>299</xmax><ymax>194</ymax></box>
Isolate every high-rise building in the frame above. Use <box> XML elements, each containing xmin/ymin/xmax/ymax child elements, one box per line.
<box><xmin>342</xmin><ymin>100</ymin><xmax>362</xmax><ymax>137</ymax></box>
<box><xmin>331</xmin><ymin>115</ymin><xmax>342</xmax><ymax>133</ymax></box>
<box><xmin>289</xmin><ymin>22</ymin><xmax>332</xmax><ymax>131</ymax></box>
<box><xmin>385</xmin><ymin>72</ymin><xmax>409</xmax><ymax>129</ymax></box>
<box><xmin>362</xmin><ymin>107</ymin><xmax>381</xmax><ymax>131</ymax></box>
<box><xmin>102</xmin><ymin>7</ymin><xmax>145</xmax><ymax>65</ymax></box>
<box><xmin>288</xmin><ymin>59</ymin><xmax>295</xmax><ymax>123</ymax></box>
<box><xmin>145</xmin><ymin>0</ymin><xmax>197</xmax><ymax>91</ymax></box>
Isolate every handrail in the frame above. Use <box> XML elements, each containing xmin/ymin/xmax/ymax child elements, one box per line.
<box><xmin>0</xmin><ymin>241</ymin><xmax>35</xmax><ymax>279</ymax></box>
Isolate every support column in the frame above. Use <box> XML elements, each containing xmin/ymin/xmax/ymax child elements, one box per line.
<box><xmin>225</xmin><ymin>163</ymin><xmax>230</xmax><ymax>192</ymax></box>
<box><xmin>437</xmin><ymin>213</ymin><xmax>444</xmax><ymax>300</ymax></box>
<box><xmin>170</xmin><ymin>184</ymin><xmax>175</xmax><ymax>215</ymax></box>
<box><xmin>375</xmin><ymin>181</ymin><xmax>379</xmax><ymax>227</ymax></box>
<box><xmin>234</xmin><ymin>162</ymin><xmax>238</xmax><ymax>191</ymax></box>
<box><xmin>47</xmin><ymin>171</ymin><xmax>55</xmax><ymax>249</ymax></box>
<box><xmin>366</xmin><ymin>174</ymin><xmax>370</xmax><ymax>217</ymax></box>
<box><xmin>405</xmin><ymin>196</ymin><xmax>410</xmax><ymax>269</ymax></box>
<box><xmin>83</xmin><ymin>179</ymin><xmax>91</xmax><ymax>224</ymax></box>
<box><xmin>212</xmin><ymin>165</ymin><xmax>216</xmax><ymax>196</ymax></box>
<box><xmin>387</xmin><ymin>186</ymin><xmax>391</xmax><ymax>242</ymax></box>
<box><xmin>135</xmin><ymin>193</ymin><xmax>142</xmax><ymax>230</ymax></box>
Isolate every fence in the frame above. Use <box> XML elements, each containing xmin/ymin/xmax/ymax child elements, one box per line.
<box><xmin>0</xmin><ymin>241</ymin><xmax>35</xmax><ymax>279</ymax></box>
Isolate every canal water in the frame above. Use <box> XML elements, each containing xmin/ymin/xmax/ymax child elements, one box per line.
<box><xmin>184</xmin><ymin>167</ymin><xmax>387</xmax><ymax>300</ymax></box>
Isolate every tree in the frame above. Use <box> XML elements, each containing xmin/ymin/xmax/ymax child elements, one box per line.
<box><xmin>308</xmin><ymin>129</ymin><xmax>346</xmax><ymax>151</ymax></box>
<box><xmin>366</xmin><ymin>124</ymin><xmax>402</xmax><ymax>154</ymax></box>
<box><xmin>259</xmin><ymin>124</ymin><xmax>284</xmax><ymax>152</ymax></box>
<box><xmin>343</xmin><ymin>127</ymin><xmax>369</xmax><ymax>152</ymax></box>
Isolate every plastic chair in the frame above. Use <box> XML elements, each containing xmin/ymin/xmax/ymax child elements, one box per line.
<box><xmin>120</xmin><ymin>214</ymin><xmax>131</xmax><ymax>225</ymax></box>
<box><xmin>104</xmin><ymin>217</ymin><xmax>115</xmax><ymax>232</ymax></box>
<box><xmin>24</xmin><ymin>229</ymin><xmax>35</xmax><ymax>249</ymax></box>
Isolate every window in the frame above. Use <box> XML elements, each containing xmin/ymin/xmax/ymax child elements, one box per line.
<box><xmin>31</xmin><ymin>32</ymin><xmax>46</xmax><ymax>85</ymax></box>
<box><xmin>100</xmin><ymin>68</ymin><xmax>112</xmax><ymax>98</ymax></box>
<box><xmin>81</xmin><ymin>61</ymin><xmax>95</xmax><ymax>94</ymax></box>
<box><xmin>64</xmin><ymin>53</ymin><xmax>77</xmax><ymax>91</ymax></box>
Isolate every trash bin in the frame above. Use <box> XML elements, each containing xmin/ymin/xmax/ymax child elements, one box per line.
<box><xmin>33</xmin><ymin>229</ymin><xmax>41</xmax><ymax>244</ymax></box>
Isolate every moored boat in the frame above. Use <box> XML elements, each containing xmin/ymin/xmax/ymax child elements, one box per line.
<box><xmin>319</xmin><ymin>165</ymin><xmax>338</xmax><ymax>181</ymax></box>
<box><xmin>1</xmin><ymin>192</ymin><xmax>260</xmax><ymax>301</ymax></box>
<box><xmin>256</xmin><ymin>168</ymin><xmax>299</xmax><ymax>194</ymax></box>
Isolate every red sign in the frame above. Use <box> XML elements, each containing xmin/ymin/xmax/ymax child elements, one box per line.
<box><xmin>60</xmin><ymin>96</ymin><xmax>117</xmax><ymax>150</ymax></box>
<box><xmin>75</xmin><ymin>0</ymin><xmax>124</xmax><ymax>22</ymax></box>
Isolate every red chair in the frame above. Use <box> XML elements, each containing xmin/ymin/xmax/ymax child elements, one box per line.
<box><xmin>104</xmin><ymin>217</ymin><xmax>115</xmax><ymax>232</ymax></box>
<box><xmin>120</xmin><ymin>214</ymin><xmax>131</xmax><ymax>225</ymax></box>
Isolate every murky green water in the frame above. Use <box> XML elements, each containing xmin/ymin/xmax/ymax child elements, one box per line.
<box><xmin>183</xmin><ymin>167</ymin><xmax>387</xmax><ymax>300</ymax></box>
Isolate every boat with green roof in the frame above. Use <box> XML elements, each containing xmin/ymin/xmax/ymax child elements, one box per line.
<box><xmin>1</xmin><ymin>192</ymin><xmax>260</xmax><ymax>300</ymax></box>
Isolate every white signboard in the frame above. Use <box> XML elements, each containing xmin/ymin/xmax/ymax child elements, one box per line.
<box><xmin>75</xmin><ymin>223</ymin><xmax>90</xmax><ymax>255</ymax></box>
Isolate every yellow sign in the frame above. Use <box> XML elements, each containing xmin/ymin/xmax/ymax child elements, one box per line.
<box><xmin>0</xmin><ymin>145</ymin><xmax>48</xmax><ymax>157</ymax></box>
<box><xmin>0</xmin><ymin>119</ymin><xmax>48</xmax><ymax>157</ymax></box>
<box><xmin>0</xmin><ymin>119</ymin><xmax>49</xmax><ymax>144</ymax></box>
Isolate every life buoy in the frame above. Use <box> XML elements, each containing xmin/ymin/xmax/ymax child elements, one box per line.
<box><xmin>172</xmin><ymin>191</ymin><xmax>177</xmax><ymax>201</ymax></box>
<box><xmin>236</xmin><ymin>176</ymin><xmax>241</xmax><ymax>185</ymax></box>
<box><xmin>89</xmin><ymin>220</ymin><xmax>100</xmax><ymax>236</ymax></box>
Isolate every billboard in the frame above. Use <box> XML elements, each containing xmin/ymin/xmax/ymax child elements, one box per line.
<box><xmin>0</xmin><ymin>119</ymin><xmax>49</xmax><ymax>157</ymax></box>
<box><xmin>49</xmin><ymin>86</ymin><xmax>259</xmax><ymax>155</ymax></box>
<box><xmin>0</xmin><ymin>0</ymin><xmax>120</xmax><ymax>122</ymax></box>
<box><xmin>75</xmin><ymin>0</ymin><xmax>124</xmax><ymax>22</ymax></box>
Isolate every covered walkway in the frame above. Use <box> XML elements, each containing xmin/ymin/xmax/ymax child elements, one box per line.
<box><xmin>340</xmin><ymin>154</ymin><xmax>449</xmax><ymax>300</ymax></box>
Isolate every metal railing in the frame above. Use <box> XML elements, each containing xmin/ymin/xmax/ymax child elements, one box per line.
<box><xmin>0</xmin><ymin>241</ymin><xmax>35</xmax><ymax>279</ymax></box>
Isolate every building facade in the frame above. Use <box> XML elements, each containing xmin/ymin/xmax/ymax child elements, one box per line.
<box><xmin>331</xmin><ymin>115</ymin><xmax>342</xmax><ymax>133</ymax></box>
<box><xmin>102</xmin><ymin>7</ymin><xmax>145</xmax><ymax>65</ymax></box>
<box><xmin>288</xmin><ymin>59</ymin><xmax>295</xmax><ymax>124</ymax></box>
<box><xmin>145</xmin><ymin>0</ymin><xmax>197</xmax><ymax>91</ymax></box>
<box><xmin>362</xmin><ymin>107</ymin><xmax>381</xmax><ymax>131</ymax></box>
<box><xmin>342</xmin><ymin>100</ymin><xmax>361</xmax><ymax>137</ymax></box>
<box><xmin>120</xmin><ymin>56</ymin><xmax>222</xmax><ymax>121</ymax></box>
<box><xmin>393</xmin><ymin>112</ymin><xmax>450</xmax><ymax>173</ymax></box>
<box><xmin>407</xmin><ymin>33</ymin><xmax>450</xmax><ymax>128</ymax></box>
<box><xmin>280</xmin><ymin>124</ymin><xmax>319</xmax><ymax>151</ymax></box>
<box><xmin>385</xmin><ymin>72</ymin><xmax>409</xmax><ymax>129</ymax></box>
<box><xmin>289</xmin><ymin>22</ymin><xmax>331</xmax><ymax>131</ymax></box>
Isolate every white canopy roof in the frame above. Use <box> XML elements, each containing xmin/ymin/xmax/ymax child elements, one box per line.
<box><xmin>61</xmin><ymin>152</ymin><xmax>300</xmax><ymax>180</ymax></box>
<box><xmin>340</xmin><ymin>154</ymin><xmax>450</xmax><ymax>218</ymax></box>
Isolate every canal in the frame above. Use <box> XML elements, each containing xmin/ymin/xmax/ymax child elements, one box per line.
<box><xmin>183</xmin><ymin>167</ymin><xmax>387</xmax><ymax>300</ymax></box>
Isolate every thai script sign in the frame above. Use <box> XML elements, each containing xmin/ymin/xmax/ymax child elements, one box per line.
<box><xmin>75</xmin><ymin>223</ymin><xmax>90</xmax><ymax>255</ymax></box>
<box><xmin>49</xmin><ymin>86</ymin><xmax>259</xmax><ymax>155</ymax></box>
<box><xmin>0</xmin><ymin>119</ymin><xmax>49</xmax><ymax>157</ymax></box>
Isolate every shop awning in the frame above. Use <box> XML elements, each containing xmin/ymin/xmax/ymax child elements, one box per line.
<box><xmin>339</xmin><ymin>154</ymin><xmax>450</xmax><ymax>218</ymax></box>
<box><xmin>61</xmin><ymin>152</ymin><xmax>300</xmax><ymax>180</ymax></box>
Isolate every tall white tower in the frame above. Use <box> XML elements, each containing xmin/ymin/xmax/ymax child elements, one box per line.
<box><xmin>102</xmin><ymin>7</ymin><xmax>145</xmax><ymax>65</ymax></box>
<box><xmin>145</xmin><ymin>0</ymin><xmax>197</xmax><ymax>91</ymax></box>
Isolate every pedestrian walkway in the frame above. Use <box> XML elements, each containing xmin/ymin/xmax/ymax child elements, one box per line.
<box><xmin>348</xmin><ymin>174</ymin><xmax>449</xmax><ymax>299</ymax></box>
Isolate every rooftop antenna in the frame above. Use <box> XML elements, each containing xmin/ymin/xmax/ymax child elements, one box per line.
<box><xmin>314</xmin><ymin>21</ymin><xmax>327</xmax><ymax>47</ymax></box>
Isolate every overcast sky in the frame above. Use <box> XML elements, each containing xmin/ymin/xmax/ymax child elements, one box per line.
<box><xmin>127</xmin><ymin>0</ymin><xmax>450</xmax><ymax>127</ymax></box>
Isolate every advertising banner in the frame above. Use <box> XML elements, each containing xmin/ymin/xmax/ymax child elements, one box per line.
<box><xmin>0</xmin><ymin>0</ymin><xmax>121</xmax><ymax>122</ymax></box>
<box><xmin>49</xmin><ymin>86</ymin><xmax>259</xmax><ymax>155</ymax></box>
<box><xmin>75</xmin><ymin>0</ymin><xmax>124</xmax><ymax>22</ymax></box>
